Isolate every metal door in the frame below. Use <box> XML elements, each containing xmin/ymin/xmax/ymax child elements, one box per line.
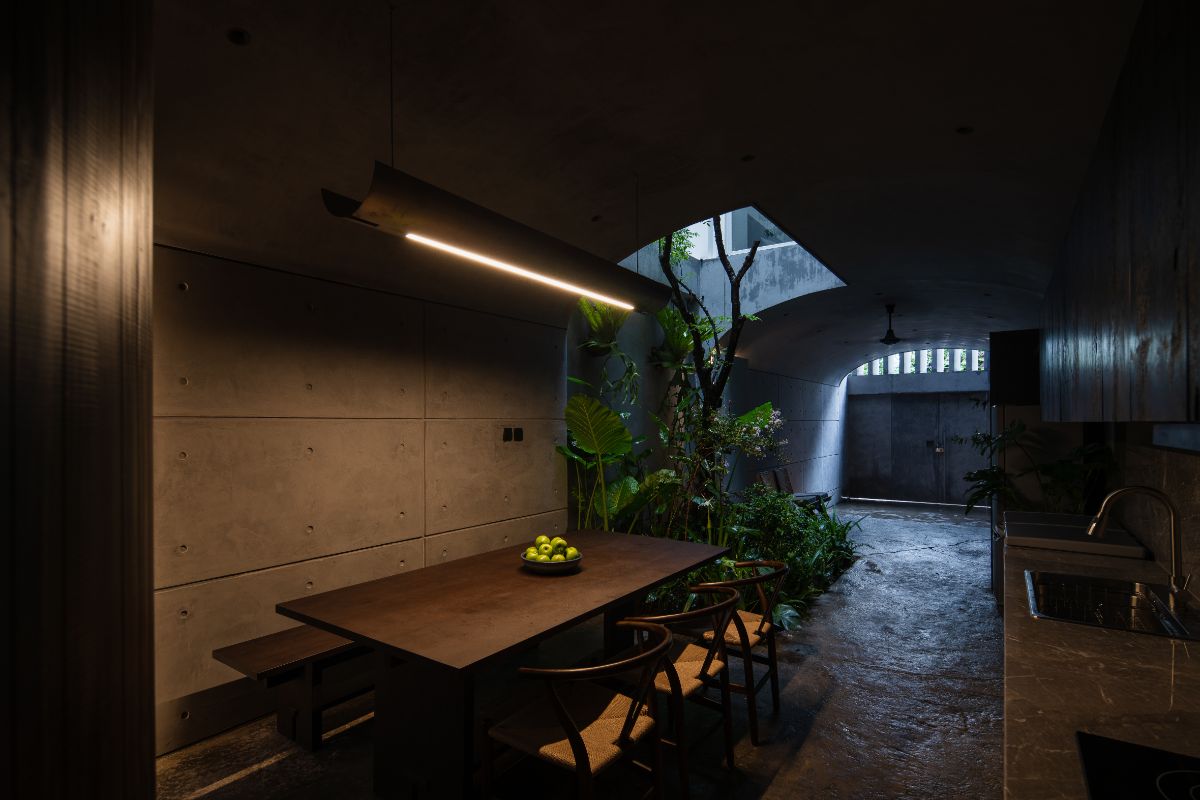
<box><xmin>844</xmin><ymin>391</ymin><xmax>987</xmax><ymax>503</ymax></box>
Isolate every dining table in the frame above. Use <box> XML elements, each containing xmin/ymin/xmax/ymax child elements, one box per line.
<box><xmin>276</xmin><ymin>529</ymin><xmax>728</xmax><ymax>799</ymax></box>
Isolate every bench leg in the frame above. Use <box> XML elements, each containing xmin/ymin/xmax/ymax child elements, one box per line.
<box><xmin>276</xmin><ymin>664</ymin><xmax>323</xmax><ymax>751</ymax></box>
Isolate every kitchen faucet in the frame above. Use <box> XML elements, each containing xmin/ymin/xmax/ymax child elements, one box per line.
<box><xmin>1088</xmin><ymin>486</ymin><xmax>1191</xmax><ymax>611</ymax></box>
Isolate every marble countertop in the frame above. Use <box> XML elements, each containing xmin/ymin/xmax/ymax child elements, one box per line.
<box><xmin>1003</xmin><ymin>543</ymin><xmax>1200</xmax><ymax>799</ymax></box>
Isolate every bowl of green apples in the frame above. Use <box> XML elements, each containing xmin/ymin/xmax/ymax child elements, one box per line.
<box><xmin>521</xmin><ymin>534</ymin><xmax>582</xmax><ymax>574</ymax></box>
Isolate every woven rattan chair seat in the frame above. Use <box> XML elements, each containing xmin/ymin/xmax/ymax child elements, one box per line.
<box><xmin>488</xmin><ymin>682</ymin><xmax>654</xmax><ymax>774</ymax></box>
<box><xmin>653</xmin><ymin>642</ymin><xmax>725</xmax><ymax>697</ymax></box>
<box><xmin>702</xmin><ymin>609</ymin><xmax>772</xmax><ymax>648</ymax></box>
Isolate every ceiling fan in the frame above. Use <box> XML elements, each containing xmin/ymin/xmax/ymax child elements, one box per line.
<box><xmin>879</xmin><ymin>303</ymin><xmax>901</xmax><ymax>346</ymax></box>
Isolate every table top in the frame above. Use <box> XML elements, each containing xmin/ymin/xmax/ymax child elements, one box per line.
<box><xmin>276</xmin><ymin>530</ymin><xmax>727</xmax><ymax>671</ymax></box>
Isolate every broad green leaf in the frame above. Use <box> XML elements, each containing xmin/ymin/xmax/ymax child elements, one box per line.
<box><xmin>594</xmin><ymin>475</ymin><xmax>640</xmax><ymax>518</ymax></box>
<box><xmin>736</xmin><ymin>401</ymin><xmax>774</xmax><ymax>426</ymax></box>
<box><xmin>564</xmin><ymin>395</ymin><xmax>633</xmax><ymax>457</ymax></box>
<box><xmin>554</xmin><ymin>444</ymin><xmax>589</xmax><ymax>466</ymax></box>
<box><xmin>619</xmin><ymin>469</ymin><xmax>678</xmax><ymax>518</ymax></box>
<box><xmin>773</xmin><ymin>604</ymin><xmax>803</xmax><ymax>631</ymax></box>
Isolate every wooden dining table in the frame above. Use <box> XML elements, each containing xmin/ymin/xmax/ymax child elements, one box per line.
<box><xmin>276</xmin><ymin>529</ymin><xmax>727</xmax><ymax>799</ymax></box>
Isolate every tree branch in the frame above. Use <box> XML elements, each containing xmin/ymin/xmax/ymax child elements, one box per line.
<box><xmin>711</xmin><ymin>214</ymin><xmax>737</xmax><ymax>285</ymax></box>
<box><xmin>736</xmin><ymin>240</ymin><xmax>760</xmax><ymax>283</ymax></box>
<box><xmin>659</xmin><ymin>233</ymin><xmax>713</xmax><ymax>391</ymax></box>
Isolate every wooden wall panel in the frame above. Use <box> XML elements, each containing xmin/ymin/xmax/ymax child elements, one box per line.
<box><xmin>5</xmin><ymin>1</ymin><xmax>155</xmax><ymax>797</ymax></box>
<box><xmin>154</xmin><ymin>247</ymin><xmax>425</xmax><ymax>418</ymax></box>
<box><xmin>154</xmin><ymin>419</ymin><xmax>424</xmax><ymax>587</ymax></box>
<box><xmin>1184</xmin><ymin>0</ymin><xmax>1199</xmax><ymax>424</ymax></box>
<box><xmin>425</xmin><ymin>304</ymin><xmax>566</xmax><ymax>419</ymax></box>
<box><xmin>1043</xmin><ymin>0</ymin><xmax>1198</xmax><ymax>422</ymax></box>
<box><xmin>425</xmin><ymin>419</ymin><xmax>567</xmax><ymax>534</ymax></box>
<box><xmin>154</xmin><ymin>538</ymin><xmax>423</xmax><ymax>702</ymax></box>
<box><xmin>1127</xmin><ymin>2</ymin><xmax>1189</xmax><ymax>420</ymax></box>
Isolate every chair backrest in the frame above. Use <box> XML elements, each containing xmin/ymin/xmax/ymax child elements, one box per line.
<box><xmin>518</xmin><ymin>621</ymin><xmax>672</xmax><ymax>764</ymax></box>
<box><xmin>626</xmin><ymin>586</ymin><xmax>740</xmax><ymax>686</ymax></box>
<box><xmin>755</xmin><ymin>470</ymin><xmax>778</xmax><ymax>489</ymax></box>
<box><xmin>698</xmin><ymin>561</ymin><xmax>789</xmax><ymax>636</ymax></box>
<box><xmin>774</xmin><ymin>467</ymin><xmax>795</xmax><ymax>494</ymax></box>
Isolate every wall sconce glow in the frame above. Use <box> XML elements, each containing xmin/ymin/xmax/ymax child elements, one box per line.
<box><xmin>406</xmin><ymin>233</ymin><xmax>635</xmax><ymax>310</ymax></box>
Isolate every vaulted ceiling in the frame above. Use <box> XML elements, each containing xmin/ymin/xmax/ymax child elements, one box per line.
<box><xmin>155</xmin><ymin>0</ymin><xmax>1142</xmax><ymax>381</ymax></box>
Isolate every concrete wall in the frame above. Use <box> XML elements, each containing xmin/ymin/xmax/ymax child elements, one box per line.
<box><xmin>843</xmin><ymin>392</ymin><xmax>988</xmax><ymax>504</ymax></box>
<box><xmin>619</xmin><ymin>239</ymin><xmax>844</xmax><ymax>319</ymax></box>
<box><xmin>849</xmin><ymin>369</ymin><xmax>989</xmax><ymax>395</ymax></box>
<box><xmin>728</xmin><ymin>367</ymin><xmax>848</xmax><ymax>500</ymax></box>
<box><xmin>152</xmin><ymin>246</ymin><xmax>567</xmax><ymax>752</ymax></box>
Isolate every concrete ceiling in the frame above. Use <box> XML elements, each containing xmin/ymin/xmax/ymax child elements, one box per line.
<box><xmin>155</xmin><ymin>0</ymin><xmax>1142</xmax><ymax>378</ymax></box>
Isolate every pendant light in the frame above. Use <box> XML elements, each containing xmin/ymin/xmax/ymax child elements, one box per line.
<box><xmin>322</xmin><ymin>8</ymin><xmax>666</xmax><ymax>311</ymax></box>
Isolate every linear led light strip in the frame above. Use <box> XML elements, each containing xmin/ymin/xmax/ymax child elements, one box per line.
<box><xmin>405</xmin><ymin>233</ymin><xmax>635</xmax><ymax>310</ymax></box>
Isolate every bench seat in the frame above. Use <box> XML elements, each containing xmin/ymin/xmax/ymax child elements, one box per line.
<box><xmin>213</xmin><ymin>625</ymin><xmax>374</xmax><ymax>750</ymax></box>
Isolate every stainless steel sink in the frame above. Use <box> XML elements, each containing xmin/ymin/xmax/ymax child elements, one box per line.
<box><xmin>1025</xmin><ymin>571</ymin><xmax>1195</xmax><ymax>640</ymax></box>
<box><xmin>1004</xmin><ymin>511</ymin><xmax>1148</xmax><ymax>559</ymax></box>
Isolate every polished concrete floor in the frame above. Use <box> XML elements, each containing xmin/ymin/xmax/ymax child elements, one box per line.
<box><xmin>157</xmin><ymin>501</ymin><xmax>1002</xmax><ymax>799</ymax></box>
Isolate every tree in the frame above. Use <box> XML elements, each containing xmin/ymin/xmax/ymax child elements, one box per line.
<box><xmin>657</xmin><ymin>215</ymin><xmax>760</xmax><ymax>418</ymax></box>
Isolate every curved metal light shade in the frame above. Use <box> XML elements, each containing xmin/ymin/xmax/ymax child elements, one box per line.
<box><xmin>323</xmin><ymin>162</ymin><xmax>670</xmax><ymax>311</ymax></box>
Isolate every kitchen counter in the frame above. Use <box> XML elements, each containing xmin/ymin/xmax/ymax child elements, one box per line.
<box><xmin>1003</xmin><ymin>543</ymin><xmax>1200</xmax><ymax>799</ymax></box>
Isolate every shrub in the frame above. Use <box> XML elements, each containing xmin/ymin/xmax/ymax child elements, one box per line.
<box><xmin>732</xmin><ymin>485</ymin><xmax>859</xmax><ymax>621</ymax></box>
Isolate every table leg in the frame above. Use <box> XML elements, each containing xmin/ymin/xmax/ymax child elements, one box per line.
<box><xmin>373</xmin><ymin>653</ymin><xmax>475</xmax><ymax>799</ymax></box>
<box><xmin>603</xmin><ymin>597</ymin><xmax>642</xmax><ymax>656</ymax></box>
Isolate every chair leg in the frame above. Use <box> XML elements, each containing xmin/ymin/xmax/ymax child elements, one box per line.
<box><xmin>767</xmin><ymin>632</ymin><xmax>780</xmax><ymax>713</ymax></box>
<box><xmin>577</xmin><ymin>766</ymin><xmax>594</xmax><ymax>800</ymax></box>
<box><xmin>740</xmin><ymin>647</ymin><xmax>760</xmax><ymax>746</ymax></box>
<box><xmin>651</xmin><ymin>723</ymin><xmax>664</xmax><ymax>800</ymax></box>
<box><xmin>670</xmin><ymin>689</ymin><xmax>689</xmax><ymax>799</ymax></box>
<box><xmin>718</xmin><ymin>666</ymin><xmax>736</xmax><ymax>770</ymax></box>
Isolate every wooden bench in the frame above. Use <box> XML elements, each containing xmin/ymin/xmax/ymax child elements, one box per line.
<box><xmin>213</xmin><ymin>625</ymin><xmax>374</xmax><ymax>750</ymax></box>
<box><xmin>768</xmin><ymin>468</ymin><xmax>832</xmax><ymax>509</ymax></box>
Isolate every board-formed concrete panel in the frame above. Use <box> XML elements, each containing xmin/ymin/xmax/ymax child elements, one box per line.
<box><xmin>425</xmin><ymin>420</ymin><xmax>567</xmax><ymax>534</ymax></box>
<box><xmin>731</xmin><ymin>368</ymin><xmax>848</xmax><ymax>498</ymax></box>
<box><xmin>425</xmin><ymin>510</ymin><xmax>568</xmax><ymax>565</ymax></box>
<box><xmin>786</xmin><ymin>454</ymin><xmax>841</xmax><ymax>498</ymax></box>
<box><xmin>425</xmin><ymin>304</ymin><xmax>566</xmax><ymax>419</ymax></box>
<box><xmin>779</xmin><ymin>376</ymin><xmax>844</xmax><ymax>421</ymax></box>
<box><xmin>154</xmin><ymin>247</ymin><xmax>424</xmax><ymax>418</ymax></box>
<box><xmin>154</xmin><ymin>538</ymin><xmax>424</xmax><ymax>702</ymax></box>
<box><xmin>154</xmin><ymin>418</ymin><xmax>424</xmax><ymax>588</ymax></box>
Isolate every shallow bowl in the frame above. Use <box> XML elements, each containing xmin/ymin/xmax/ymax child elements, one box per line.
<box><xmin>520</xmin><ymin>553</ymin><xmax>582</xmax><ymax>574</ymax></box>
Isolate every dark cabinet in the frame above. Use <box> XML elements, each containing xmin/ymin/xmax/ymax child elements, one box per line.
<box><xmin>1041</xmin><ymin>0</ymin><xmax>1199</xmax><ymax>422</ymax></box>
